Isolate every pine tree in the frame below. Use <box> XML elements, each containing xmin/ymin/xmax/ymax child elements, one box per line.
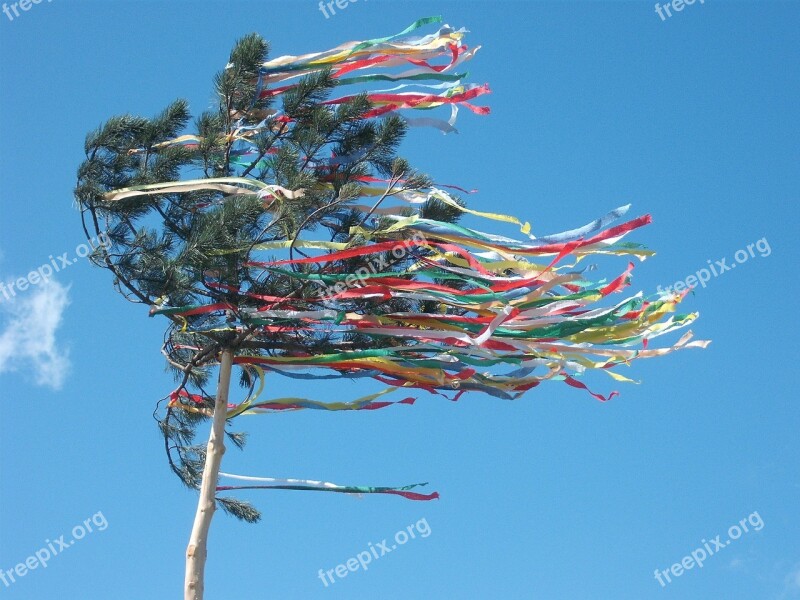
<box><xmin>75</xmin><ymin>30</ymin><xmax>469</xmax><ymax>600</ymax></box>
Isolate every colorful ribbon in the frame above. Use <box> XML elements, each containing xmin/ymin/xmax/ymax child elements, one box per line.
<box><xmin>135</xmin><ymin>19</ymin><xmax>709</xmax><ymax>504</ymax></box>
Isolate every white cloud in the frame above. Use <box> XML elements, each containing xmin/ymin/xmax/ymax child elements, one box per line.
<box><xmin>0</xmin><ymin>279</ymin><xmax>71</xmax><ymax>389</ymax></box>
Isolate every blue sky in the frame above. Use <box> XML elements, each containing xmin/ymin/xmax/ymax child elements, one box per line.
<box><xmin>1</xmin><ymin>1</ymin><xmax>798</xmax><ymax>598</ymax></box>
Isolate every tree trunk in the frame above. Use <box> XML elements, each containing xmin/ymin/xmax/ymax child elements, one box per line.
<box><xmin>184</xmin><ymin>348</ymin><xmax>233</xmax><ymax>600</ymax></box>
